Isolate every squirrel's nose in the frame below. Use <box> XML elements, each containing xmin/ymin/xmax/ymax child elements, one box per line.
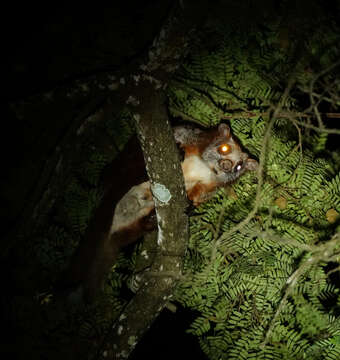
<box><xmin>233</xmin><ymin>160</ymin><xmax>243</xmax><ymax>172</ymax></box>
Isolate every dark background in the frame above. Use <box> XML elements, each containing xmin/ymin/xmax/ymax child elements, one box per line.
<box><xmin>2</xmin><ymin>1</ymin><xmax>339</xmax><ymax>359</ymax></box>
<box><xmin>2</xmin><ymin>2</ymin><xmax>207</xmax><ymax>359</ymax></box>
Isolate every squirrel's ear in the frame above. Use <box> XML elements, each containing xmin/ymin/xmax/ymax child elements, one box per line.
<box><xmin>173</xmin><ymin>126</ymin><xmax>186</xmax><ymax>144</ymax></box>
<box><xmin>245</xmin><ymin>158</ymin><xmax>258</xmax><ymax>171</ymax></box>
<box><xmin>218</xmin><ymin>123</ymin><xmax>230</xmax><ymax>138</ymax></box>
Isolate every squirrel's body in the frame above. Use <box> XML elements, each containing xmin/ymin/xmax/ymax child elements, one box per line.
<box><xmin>181</xmin><ymin>155</ymin><xmax>218</xmax><ymax>204</ymax></box>
<box><xmin>61</xmin><ymin>123</ymin><xmax>257</xmax><ymax>302</ymax></box>
<box><xmin>175</xmin><ymin>123</ymin><xmax>258</xmax><ymax>205</ymax></box>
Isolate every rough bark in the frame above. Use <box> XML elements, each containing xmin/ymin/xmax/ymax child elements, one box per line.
<box><xmin>103</xmin><ymin>82</ymin><xmax>188</xmax><ymax>359</ymax></box>
<box><xmin>97</xmin><ymin>2</ymin><xmax>211</xmax><ymax>356</ymax></box>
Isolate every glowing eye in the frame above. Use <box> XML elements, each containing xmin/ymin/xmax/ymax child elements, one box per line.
<box><xmin>218</xmin><ymin>144</ymin><xmax>231</xmax><ymax>154</ymax></box>
<box><xmin>236</xmin><ymin>164</ymin><xmax>242</xmax><ymax>171</ymax></box>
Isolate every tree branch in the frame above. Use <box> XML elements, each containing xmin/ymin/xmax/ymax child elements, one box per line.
<box><xmin>101</xmin><ymin>82</ymin><xmax>188</xmax><ymax>359</ymax></box>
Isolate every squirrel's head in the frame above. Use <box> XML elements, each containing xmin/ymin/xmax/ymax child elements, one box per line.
<box><xmin>202</xmin><ymin>123</ymin><xmax>258</xmax><ymax>183</ymax></box>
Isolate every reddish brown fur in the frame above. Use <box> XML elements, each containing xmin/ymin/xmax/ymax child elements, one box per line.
<box><xmin>186</xmin><ymin>181</ymin><xmax>218</xmax><ymax>205</ymax></box>
<box><xmin>182</xmin><ymin>145</ymin><xmax>200</xmax><ymax>156</ymax></box>
<box><xmin>60</xmin><ymin>124</ymin><xmax>256</xmax><ymax>302</ymax></box>
<box><xmin>58</xmin><ymin>136</ymin><xmax>150</xmax><ymax>301</ymax></box>
<box><xmin>179</xmin><ymin>128</ymin><xmax>221</xmax><ymax>157</ymax></box>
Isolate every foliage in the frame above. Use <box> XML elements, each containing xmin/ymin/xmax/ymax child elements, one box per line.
<box><xmin>10</xmin><ymin>2</ymin><xmax>340</xmax><ymax>359</ymax></box>
<box><xmin>169</xmin><ymin>14</ymin><xmax>340</xmax><ymax>360</ymax></box>
<box><xmin>174</xmin><ymin>116</ymin><xmax>340</xmax><ymax>358</ymax></box>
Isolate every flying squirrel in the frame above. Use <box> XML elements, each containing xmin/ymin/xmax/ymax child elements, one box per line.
<box><xmin>61</xmin><ymin>123</ymin><xmax>258</xmax><ymax>302</ymax></box>
<box><xmin>111</xmin><ymin>123</ymin><xmax>258</xmax><ymax>235</ymax></box>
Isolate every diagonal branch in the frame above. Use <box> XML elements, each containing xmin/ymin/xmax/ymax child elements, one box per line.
<box><xmin>103</xmin><ymin>82</ymin><xmax>188</xmax><ymax>359</ymax></box>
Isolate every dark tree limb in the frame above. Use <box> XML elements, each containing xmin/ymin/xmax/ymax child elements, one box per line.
<box><xmin>86</xmin><ymin>3</ymin><xmax>211</xmax><ymax>357</ymax></box>
<box><xmin>99</xmin><ymin>1</ymin><xmax>212</xmax><ymax>353</ymax></box>
<box><xmin>101</xmin><ymin>82</ymin><xmax>188</xmax><ymax>359</ymax></box>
